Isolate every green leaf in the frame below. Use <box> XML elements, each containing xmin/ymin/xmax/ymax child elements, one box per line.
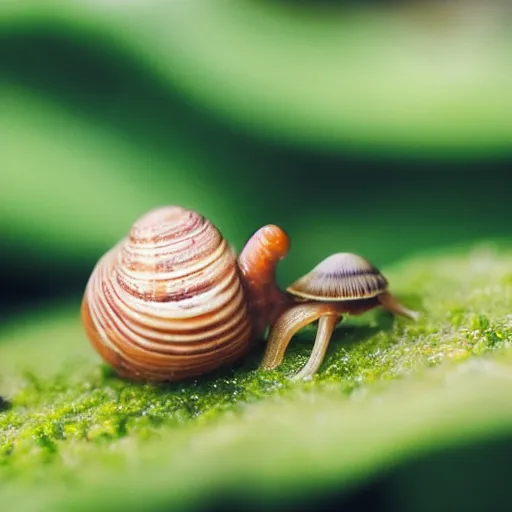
<box><xmin>0</xmin><ymin>85</ymin><xmax>255</xmax><ymax>260</ymax></box>
<box><xmin>3</xmin><ymin>1</ymin><xmax>511</xmax><ymax>155</ymax></box>
<box><xmin>2</xmin><ymin>243</ymin><xmax>512</xmax><ymax>510</ymax></box>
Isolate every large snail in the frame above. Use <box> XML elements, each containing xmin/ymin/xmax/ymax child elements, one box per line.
<box><xmin>81</xmin><ymin>206</ymin><xmax>288</xmax><ymax>382</ymax></box>
<box><xmin>81</xmin><ymin>206</ymin><xmax>419</xmax><ymax>382</ymax></box>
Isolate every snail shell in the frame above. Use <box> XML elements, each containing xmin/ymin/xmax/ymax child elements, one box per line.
<box><xmin>286</xmin><ymin>252</ymin><xmax>388</xmax><ymax>302</ymax></box>
<box><xmin>81</xmin><ymin>206</ymin><xmax>253</xmax><ymax>381</ymax></box>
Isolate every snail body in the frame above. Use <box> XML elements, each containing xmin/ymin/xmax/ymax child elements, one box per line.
<box><xmin>82</xmin><ymin>206</ymin><xmax>288</xmax><ymax>381</ymax></box>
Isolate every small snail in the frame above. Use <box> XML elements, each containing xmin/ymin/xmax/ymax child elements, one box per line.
<box><xmin>260</xmin><ymin>252</ymin><xmax>420</xmax><ymax>380</ymax></box>
<box><xmin>81</xmin><ymin>206</ymin><xmax>288</xmax><ymax>381</ymax></box>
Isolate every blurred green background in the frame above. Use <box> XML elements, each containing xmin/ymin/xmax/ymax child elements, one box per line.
<box><xmin>1</xmin><ymin>0</ymin><xmax>512</xmax><ymax>510</ymax></box>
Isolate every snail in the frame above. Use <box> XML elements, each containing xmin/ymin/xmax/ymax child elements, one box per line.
<box><xmin>260</xmin><ymin>252</ymin><xmax>420</xmax><ymax>380</ymax></box>
<box><xmin>81</xmin><ymin>205</ymin><xmax>289</xmax><ymax>382</ymax></box>
<box><xmin>81</xmin><ymin>205</ymin><xmax>419</xmax><ymax>382</ymax></box>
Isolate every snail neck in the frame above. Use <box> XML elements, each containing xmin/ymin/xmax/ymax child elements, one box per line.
<box><xmin>237</xmin><ymin>224</ymin><xmax>291</xmax><ymax>338</ymax></box>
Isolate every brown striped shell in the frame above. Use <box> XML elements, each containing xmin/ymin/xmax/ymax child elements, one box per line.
<box><xmin>81</xmin><ymin>206</ymin><xmax>253</xmax><ymax>382</ymax></box>
<box><xmin>286</xmin><ymin>252</ymin><xmax>388</xmax><ymax>302</ymax></box>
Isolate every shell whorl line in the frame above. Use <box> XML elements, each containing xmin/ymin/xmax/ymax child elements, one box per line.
<box><xmin>237</xmin><ymin>224</ymin><xmax>292</xmax><ymax>337</ymax></box>
<box><xmin>82</xmin><ymin>206</ymin><xmax>253</xmax><ymax>381</ymax></box>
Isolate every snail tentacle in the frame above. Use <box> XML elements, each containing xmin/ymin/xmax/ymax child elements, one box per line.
<box><xmin>292</xmin><ymin>314</ymin><xmax>340</xmax><ymax>381</ymax></box>
<box><xmin>237</xmin><ymin>224</ymin><xmax>291</xmax><ymax>337</ymax></box>
<box><xmin>378</xmin><ymin>292</ymin><xmax>421</xmax><ymax>321</ymax></box>
<box><xmin>261</xmin><ymin>302</ymin><xmax>341</xmax><ymax>371</ymax></box>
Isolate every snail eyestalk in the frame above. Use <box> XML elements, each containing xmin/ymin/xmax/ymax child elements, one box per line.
<box><xmin>237</xmin><ymin>224</ymin><xmax>291</xmax><ymax>338</ymax></box>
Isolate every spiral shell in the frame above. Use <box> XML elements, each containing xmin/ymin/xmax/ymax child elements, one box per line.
<box><xmin>81</xmin><ymin>206</ymin><xmax>253</xmax><ymax>381</ymax></box>
<box><xmin>286</xmin><ymin>252</ymin><xmax>388</xmax><ymax>302</ymax></box>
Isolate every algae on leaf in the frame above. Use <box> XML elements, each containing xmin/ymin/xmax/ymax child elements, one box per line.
<box><xmin>1</xmin><ymin>244</ymin><xmax>512</xmax><ymax>511</ymax></box>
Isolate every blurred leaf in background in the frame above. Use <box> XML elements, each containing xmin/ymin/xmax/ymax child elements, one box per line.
<box><xmin>1</xmin><ymin>0</ymin><xmax>512</xmax><ymax>510</ymax></box>
<box><xmin>2</xmin><ymin>0</ymin><xmax>512</xmax><ymax>314</ymax></box>
<box><xmin>5</xmin><ymin>0</ymin><xmax>511</xmax><ymax>154</ymax></box>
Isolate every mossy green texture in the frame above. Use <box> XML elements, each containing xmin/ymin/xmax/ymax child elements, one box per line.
<box><xmin>1</xmin><ymin>244</ymin><xmax>512</xmax><ymax>510</ymax></box>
